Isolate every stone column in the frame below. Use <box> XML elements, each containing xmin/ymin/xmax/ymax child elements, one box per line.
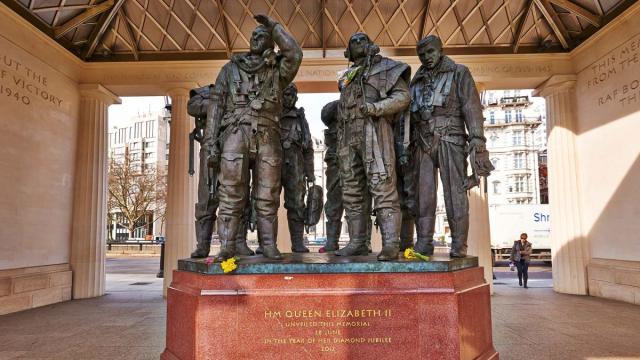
<box><xmin>534</xmin><ymin>75</ymin><xmax>588</xmax><ymax>295</ymax></box>
<box><xmin>163</xmin><ymin>87</ymin><xmax>198</xmax><ymax>295</ymax></box>
<box><xmin>468</xmin><ymin>178</ymin><xmax>494</xmax><ymax>293</ymax></box>
<box><xmin>370</xmin><ymin>224</ymin><xmax>382</xmax><ymax>253</ymax></box>
<box><xmin>467</xmin><ymin>83</ymin><xmax>493</xmax><ymax>293</ymax></box>
<box><xmin>70</xmin><ymin>84</ymin><xmax>120</xmax><ymax>299</ymax></box>
<box><xmin>277</xmin><ymin>193</ymin><xmax>292</xmax><ymax>252</ymax></box>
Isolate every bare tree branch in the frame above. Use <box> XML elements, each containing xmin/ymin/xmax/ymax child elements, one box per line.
<box><xmin>107</xmin><ymin>149</ymin><xmax>166</xmax><ymax>240</ymax></box>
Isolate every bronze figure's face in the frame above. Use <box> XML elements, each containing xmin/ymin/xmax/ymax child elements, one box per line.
<box><xmin>417</xmin><ymin>38</ymin><xmax>443</xmax><ymax>70</ymax></box>
<box><xmin>348</xmin><ymin>33</ymin><xmax>371</xmax><ymax>61</ymax></box>
<box><xmin>250</xmin><ymin>26</ymin><xmax>274</xmax><ymax>55</ymax></box>
<box><xmin>283</xmin><ymin>85</ymin><xmax>298</xmax><ymax>109</ymax></box>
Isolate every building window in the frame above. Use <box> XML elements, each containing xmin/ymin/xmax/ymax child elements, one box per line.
<box><xmin>489</xmin><ymin>133</ymin><xmax>498</xmax><ymax>147</ymax></box>
<box><xmin>514</xmin><ymin>89</ymin><xmax>521</xmax><ymax>96</ymax></box>
<box><xmin>489</xmin><ymin>111</ymin><xmax>495</xmax><ymax>124</ymax></box>
<box><xmin>491</xmin><ymin>157</ymin><xmax>499</xmax><ymax>169</ymax></box>
<box><xmin>512</xmin><ymin>131</ymin><xmax>523</xmax><ymax>145</ymax></box>
<box><xmin>505</xmin><ymin>110</ymin><xmax>512</xmax><ymax>123</ymax></box>
<box><xmin>492</xmin><ymin>181</ymin><xmax>500</xmax><ymax>194</ymax></box>
<box><xmin>515</xmin><ymin>109</ymin><xmax>524</xmax><ymax>122</ymax></box>
<box><xmin>514</xmin><ymin>175</ymin><xmax>526</xmax><ymax>192</ymax></box>
<box><xmin>514</xmin><ymin>153</ymin><xmax>524</xmax><ymax>169</ymax></box>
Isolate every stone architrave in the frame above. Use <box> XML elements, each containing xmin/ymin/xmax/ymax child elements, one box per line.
<box><xmin>533</xmin><ymin>75</ymin><xmax>588</xmax><ymax>295</ymax></box>
<box><xmin>71</xmin><ymin>84</ymin><xmax>120</xmax><ymax>299</ymax></box>
<box><xmin>163</xmin><ymin>87</ymin><xmax>198</xmax><ymax>296</ymax></box>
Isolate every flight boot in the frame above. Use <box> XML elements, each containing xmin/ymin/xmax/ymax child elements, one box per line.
<box><xmin>191</xmin><ymin>218</ymin><xmax>214</xmax><ymax>258</ymax></box>
<box><xmin>414</xmin><ymin>216</ymin><xmax>435</xmax><ymax>256</ymax></box>
<box><xmin>377</xmin><ymin>210</ymin><xmax>401</xmax><ymax>261</ymax></box>
<box><xmin>257</xmin><ymin>216</ymin><xmax>283</xmax><ymax>260</ymax></box>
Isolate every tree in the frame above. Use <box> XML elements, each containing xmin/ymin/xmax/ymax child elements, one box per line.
<box><xmin>108</xmin><ymin>148</ymin><xmax>166</xmax><ymax>240</ymax></box>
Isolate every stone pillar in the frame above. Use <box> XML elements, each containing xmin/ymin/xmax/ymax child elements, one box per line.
<box><xmin>70</xmin><ymin>84</ymin><xmax>120</xmax><ymax>299</ymax></box>
<box><xmin>468</xmin><ymin>178</ymin><xmax>494</xmax><ymax>293</ymax></box>
<box><xmin>278</xmin><ymin>193</ymin><xmax>292</xmax><ymax>252</ymax></box>
<box><xmin>370</xmin><ymin>223</ymin><xmax>382</xmax><ymax>253</ymax></box>
<box><xmin>467</xmin><ymin>83</ymin><xmax>493</xmax><ymax>293</ymax></box>
<box><xmin>534</xmin><ymin>75</ymin><xmax>589</xmax><ymax>295</ymax></box>
<box><xmin>163</xmin><ymin>87</ymin><xmax>197</xmax><ymax>295</ymax></box>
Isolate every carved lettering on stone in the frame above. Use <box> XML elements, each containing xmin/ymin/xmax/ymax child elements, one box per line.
<box><xmin>0</xmin><ymin>54</ymin><xmax>65</xmax><ymax>108</ymax></box>
<box><xmin>579</xmin><ymin>32</ymin><xmax>640</xmax><ymax>110</ymax></box>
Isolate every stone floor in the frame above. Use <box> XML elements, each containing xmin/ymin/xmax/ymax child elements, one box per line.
<box><xmin>0</xmin><ymin>257</ymin><xmax>638</xmax><ymax>360</ymax></box>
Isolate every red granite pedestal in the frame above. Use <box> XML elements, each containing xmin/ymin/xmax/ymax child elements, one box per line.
<box><xmin>162</xmin><ymin>256</ymin><xmax>498</xmax><ymax>360</ymax></box>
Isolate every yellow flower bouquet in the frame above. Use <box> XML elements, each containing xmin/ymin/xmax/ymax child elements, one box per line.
<box><xmin>220</xmin><ymin>257</ymin><xmax>239</xmax><ymax>273</ymax></box>
<box><xmin>204</xmin><ymin>256</ymin><xmax>239</xmax><ymax>274</ymax></box>
<box><xmin>403</xmin><ymin>248</ymin><xmax>430</xmax><ymax>261</ymax></box>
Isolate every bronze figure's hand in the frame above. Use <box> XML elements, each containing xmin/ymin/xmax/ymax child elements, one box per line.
<box><xmin>360</xmin><ymin>102</ymin><xmax>376</xmax><ymax>116</ymax></box>
<box><xmin>306</xmin><ymin>174</ymin><xmax>316</xmax><ymax>183</ymax></box>
<box><xmin>254</xmin><ymin>14</ymin><xmax>277</xmax><ymax>31</ymax></box>
<box><xmin>467</xmin><ymin>138</ymin><xmax>486</xmax><ymax>153</ymax></box>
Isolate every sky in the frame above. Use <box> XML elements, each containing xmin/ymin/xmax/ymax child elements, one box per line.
<box><xmin>107</xmin><ymin>94</ymin><xmax>339</xmax><ymax>140</ymax></box>
<box><xmin>108</xmin><ymin>96</ymin><xmax>167</xmax><ymax>129</ymax></box>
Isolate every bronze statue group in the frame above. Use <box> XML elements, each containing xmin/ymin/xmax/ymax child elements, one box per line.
<box><xmin>187</xmin><ymin>15</ymin><xmax>493</xmax><ymax>263</ymax></box>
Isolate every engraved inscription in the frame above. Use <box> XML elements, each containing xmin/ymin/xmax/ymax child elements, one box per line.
<box><xmin>586</xmin><ymin>35</ymin><xmax>640</xmax><ymax>90</ymax></box>
<box><xmin>579</xmin><ymin>33</ymin><xmax>640</xmax><ymax>110</ymax></box>
<box><xmin>0</xmin><ymin>54</ymin><xmax>65</xmax><ymax>108</ymax></box>
<box><xmin>261</xmin><ymin>308</ymin><xmax>394</xmax><ymax>353</ymax></box>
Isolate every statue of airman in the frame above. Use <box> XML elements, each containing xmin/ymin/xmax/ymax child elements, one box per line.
<box><xmin>335</xmin><ymin>32</ymin><xmax>411</xmax><ymax>261</ymax></box>
<box><xmin>279</xmin><ymin>83</ymin><xmax>315</xmax><ymax>253</ymax></box>
<box><xmin>409</xmin><ymin>35</ymin><xmax>493</xmax><ymax>258</ymax></box>
<box><xmin>394</xmin><ymin>112</ymin><xmax>416</xmax><ymax>252</ymax></box>
<box><xmin>188</xmin><ymin>86</ymin><xmax>218</xmax><ymax>258</ymax></box>
<box><xmin>321</xmin><ymin>100</ymin><xmax>375</xmax><ymax>253</ymax></box>
<box><xmin>319</xmin><ymin>100</ymin><xmax>343</xmax><ymax>252</ymax></box>
<box><xmin>188</xmin><ymin>88</ymin><xmax>255</xmax><ymax>258</ymax></box>
<box><xmin>201</xmin><ymin>14</ymin><xmax>302</xmax><ymax>261</ymax></box>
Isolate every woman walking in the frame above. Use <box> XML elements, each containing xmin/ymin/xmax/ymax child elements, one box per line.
<box><xmin>510</xmin><ymin>233</ymin><xmax>532</xmax><ymax>288</ymax></box>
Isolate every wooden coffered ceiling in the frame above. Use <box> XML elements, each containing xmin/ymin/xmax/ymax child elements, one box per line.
<box><xmin>2</xmin><ymin>0</ymin><xmax>637</xmax><ymax>61</ymax></box>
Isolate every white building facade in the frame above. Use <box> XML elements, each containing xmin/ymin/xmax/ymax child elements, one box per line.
<box><xmin>483</xmin><ymin>89</ymin><xmax>546</xmax><ymax>206</ymax></box>
<box><xmin>107</xmin><ymin>108</ymin><xmax>171</xmax><ymax>241</ymax></box>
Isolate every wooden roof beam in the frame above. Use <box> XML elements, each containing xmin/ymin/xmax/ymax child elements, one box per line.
<box><xmin>82</xmin><ymin>0</ymin><xmax>126</xmax><ymax>59</ymax></box>
<box><xmin>215</xmin><ymin>0</ymin><xmax>232</xmax><ymax>58</ymax></box>
<box><xmin>533</xmin><ymin>0</ymin><xmax>570</xmax><ymax>49</ymax></box>
<box><xmin>513</xmin><ymin>0</ymin><xmax>534</xmax><ymax>53</ymax></box>
<box><xmin>548</xmin><ymin>0</ymin><xmax>601</xmax><ymax>27</ymax></box>
<box><xmin>54</xmin><ymin>0</ymin><xmax>114</xmax><ymax>38</ymax></box>
<box><xmin>420</xmin><ymin>0</ymin><xmax>431</xmax><ymax>39</ymax></box>
<box><xmin>118</xmin><ymin>7</ymin><xmax>138</xmax><ymax>60</ymax></box>
<box><xmin>321</xmin><ymin>0</ymin><xmax>326</xmax><ymax>57</ymax></box>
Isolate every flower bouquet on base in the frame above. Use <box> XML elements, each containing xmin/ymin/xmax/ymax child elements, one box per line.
<box><xmin>403</xmin><ymin>248</ymin><xmax>430</xmax><ymax>262</ymax></box>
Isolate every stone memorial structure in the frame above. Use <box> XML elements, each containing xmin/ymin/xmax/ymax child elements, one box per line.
<box><xmin>162</xmin><ymin>254</ymin><xmax>497</xmax><ymax>360</ymax></box>
<box><xmin>162</xmin><ymin>28</ymin><xmax>497</xmax><ymax>359</ymax></box>
<box><xmin>1</xmin><ymin>1</ymin><xmax>639</xmax><ymax>356</ymax></box>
